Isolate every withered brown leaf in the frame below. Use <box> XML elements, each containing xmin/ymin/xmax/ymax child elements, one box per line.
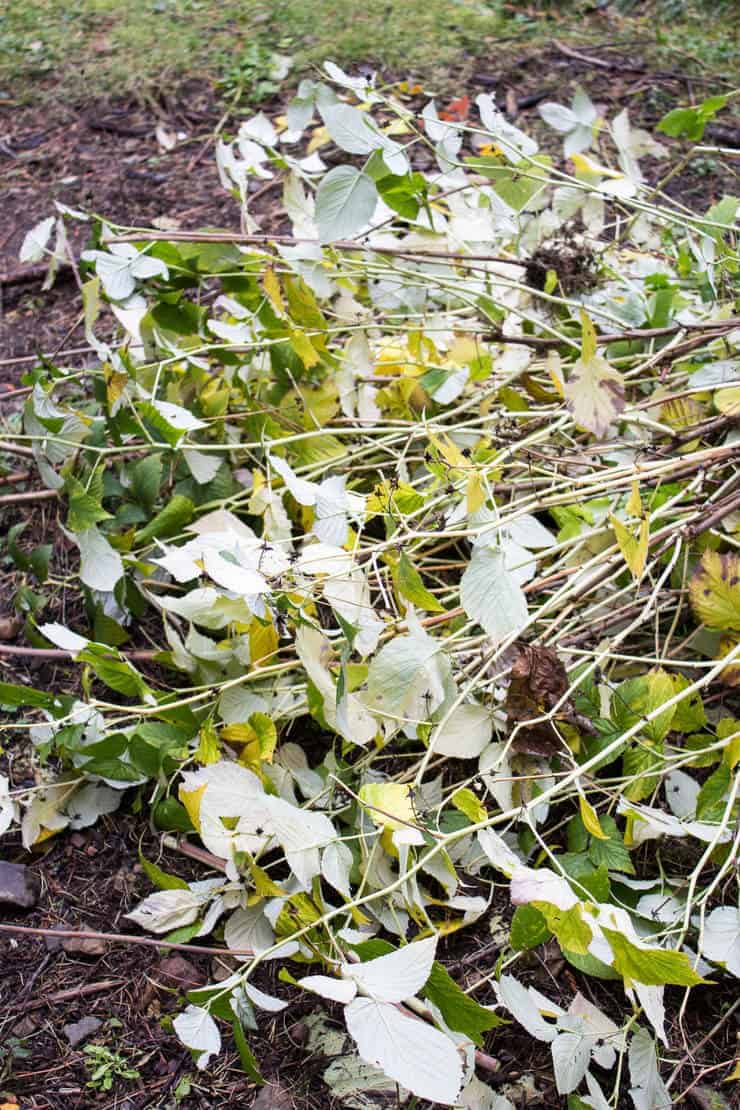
<box><xmin>505</xmin><ymin>642</ymin><xmax>572</xmax><ymax>757</ymax></box>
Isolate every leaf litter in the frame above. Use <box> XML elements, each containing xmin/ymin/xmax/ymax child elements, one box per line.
<box><xmin>0</xmin><ymin>56</ymin><xmax>739</xmax><ymax>1110</ymax></box>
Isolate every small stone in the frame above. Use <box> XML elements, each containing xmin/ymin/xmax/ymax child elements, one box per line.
<box><xmin>61</xmin><ymin>927</ymin><xmax>108</xmax><ymax>957</ymax></box>
<box><xmin>63</xmin><ymin>1016</ymin><xmax>102</xmax><ymax>1047</ymax></box>
<box><xmin>211</xmin><ymin>955</ymin><xmax>238</xmax><ymax>983</ymax></box>
<box><xmin>157</xmin><ymin>955</ymin><xmax>204</xmax><ymax>991</ymax></box>
<box><xmin>13</xmin><ymin>1016</ymin><xmax>38</xmax><ymax>1038</ymax></box>
<box><xmin>0</xmin><ymin>862</ymin><xmax>40</xmax><ymax>909</ymax></box>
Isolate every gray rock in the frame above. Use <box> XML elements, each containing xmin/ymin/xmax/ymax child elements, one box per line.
<box><xmin>0</xmin><ymin>861</ymin><xmax>40</xmax><ymax>909</ymax></box>
<box><xmin>63</xmin><ymin>1016</ymin><xmax>102</xmax><ymax>1047</ymax></box>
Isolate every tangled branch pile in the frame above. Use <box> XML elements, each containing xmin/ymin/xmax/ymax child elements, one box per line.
<box><xmin>2</xmin><ymin>66</ymin><xmax>739</xmax><ymax>1106</ymax></box>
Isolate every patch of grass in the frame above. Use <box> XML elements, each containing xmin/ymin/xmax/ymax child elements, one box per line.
<box><xmin>0</xmin><ymin>0</ymin><xmax>513</xmax><ymax>104</ymax></box>
<box><xmin>0</xmin><ymin>1</ymin><xmax>736</xmax><ymax>105</ymax></box>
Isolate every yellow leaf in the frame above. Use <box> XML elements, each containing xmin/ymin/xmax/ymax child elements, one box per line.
<box><xmin>547</xmin><ymin>350</ymin><xmax>564</xmax><ymax>397</ymax></box>
<box><xmin>32</xmin><ymin>826</ymin><xmax>59</xmax><ymax>847</ymax></box>
<box><xmin>451</xmin><ymin>787</ymin><xmax>487</xmax><ymax>824</ymax></box>
<box><xmin>715</xmin><ymin>385</ymin><xmax>740</xmax><ymax>416</ymax></box>
<box><xmin>723</xmin><ymin>730</ymin><xmax>740</xmax><ymax>768</ymax></box>
<box><xmin>466</xmin><ymin>471</ymin><xmax>486</xmax><ymax>514</ymax></box>
<box><xmin>385</xmin><ymin>118</ymin><xmax>412</xmax><ymax>136</ymax></box>
<box><xmin>375</xmin><ymin>341</ymin><xmax>415</xmax><ymax>377</ymax></box>
<box><xmin>580</xmin><ymin>308</ymin><xmax>598</xmax><ymax>362</ymax></box>
<box><xmin>307</xmin><ymin>125</ymin><xmax>330</xmax><ymax>153</ymax></box>
<box><xmin>611</xmin><ymin>514</ymin><xmax>649</xmax><ymax>579</ymax></box>
<box><xmin>447</xmin><ymin>335</ymin><xmax>479</xmax><ymax>366</ymax></box>
<box><xmin>718</xmin><ymin>635</ymin><xmax>740</xmax><ymax>688</ymax></box>
<box><xmin>250</xmin><ymin>617</ymin><xmax>279</xmax><ymax>667</ymax></box>
<box><xmin>178</xmin><ymin>783</ymin><xmax>206</xmax><ymax>832</ymax></box>
<box><xmin>358</xmin><ymin>782</ymin><xmax>416</xmax><ymax>830</ymax></box>
<box><xmin>105</xmin><ymin>368</ymin><xmax>129</xmax><ymax>408</ymax></box>
<box><xmin>226</xmin><ymin>713</ymin><xmax>277</xmax><ymax>769</ymax></box>
<box><xmin>626</xmin><ymin>480</ymin><xmax>642</xmax><ymax>518</ymax></box>
<box><xmin>196</xmin><ymin>720</ymin><xmax>220</xmax><ymax>765</ymax></box>
<box><xmin>263</xmin><ymin>267</ymin><xmax>285</xmax><ymax>315</ymax></box>
<box><xmin>725</xmin><ymin>1058</ymin><xmax>740</xmax><ymax>1082</ymax></box>
<box><xmin>570</xmin><ymin>153</ymin><xmax>625</xmax><ymax>181</ymax></box>
<box><xmin>249</xmin><ymin>856</ymin><xmax>288</xmax><ymax>897</ymax></box>
<box><xmin>429</xmin><ymin>432</ymin><xmax>467</xmax><ymax>469</ymax></box>
<box><xmin>689</xmin><ymin>550</ymin><xmax>740</xmax><ymax>632</ymax></box>
<box><xmin>221</xmin><ymin>723</ymin><xmax>254</xmax><ymax>744</ymax></box>
<box><xmin>579</xmin><ymin>795</ymin><xmax>609</xmax><ymax>840</ymax></box>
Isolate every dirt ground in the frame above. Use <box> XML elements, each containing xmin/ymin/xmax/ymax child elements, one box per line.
<box><xmin>1</xmin><ymin>40</ymin><xmax>739</xmax><ymax>1110</ymax></box>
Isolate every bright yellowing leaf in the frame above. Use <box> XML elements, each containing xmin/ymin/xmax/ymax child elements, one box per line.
<box><xmin>611</xmin><ymin>514</ymin><xmax>649</xmax><ymax>579</ymax></box>
<box><xmin>358</xmin><ymin>783</ymin><xmax>416</xmax><ymax>830</ymax></box>
<box><xmin>689</xmin><ymin>550</ymin><xmax>740</xmax><ymax>632</ymax></box>
<box><xmin>579</xmin><ymin>795</ymin><xmax>609</xmax><ymax>840</ymax></box>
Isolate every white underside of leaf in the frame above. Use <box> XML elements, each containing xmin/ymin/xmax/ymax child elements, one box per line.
<box><xmin>344</xmin><ymin>997</ymin><xmax>463</xmax><ymax>1105</ymax></box>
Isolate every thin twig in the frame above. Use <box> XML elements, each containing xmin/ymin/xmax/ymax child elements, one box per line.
<box><xmin>0</xmin><ymin>440</ymin><xmax>36</xmax><ymax>459</ymax></box>
<box><xmin>0</xmin><ymin>922</ymin><xmax>255</xmax><ymax>958</ymax></box>
<box><xmin>0</xmin><ymin>489</ymin><xmax>59</xmax><ymax>506</ymax></box>
<box><xmin>0</xmin><ymin>644</ymin><xmax>159</xmax><ymax>661</ymax></box>
<box><xmin>14</xmin><ymin>977</ymin><xmax>124</xmax><ymax>1013</ymax></box>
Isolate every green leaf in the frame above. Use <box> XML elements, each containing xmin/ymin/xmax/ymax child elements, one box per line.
<box><xmin>464</xmin><ymin>156</ymin><xmax>551</xmax><ymax>211</ymax></box>
<box><xmin>423</xmin><ymin>962</ymin><xmax>503</xmax><ymax>1045</ymax></box>
<box><xmin>65</xmin><ymin>475</ymin><xmax>112</xmax><ymax>532</ymax></box>
<box><xmin>153</xmin><ymin>797</ymin><xmax>195</xmax><ymax>832</ymax></box>
<box><xmin>695</xmin><ymin>763</ymin><xmax>731</xmax><ymax>822</ymax></box>
<box><xmin>538</xmin><ymin>903</ymin><xmax>592</xmax><ymax>956</ymax></box>
<box><xmin>0</xmin><ymin>682</ymin><xmax>57</xmax><ymax>709</ymax></box>
<box><xmin>93</xmin><ymin>608</ymin><xmax>130</xmax><ymax>647</ymax></box>
<box><xmin>232</xmin><ymin>1020</ymin><xmax>264</xmax><ymax>1084</ymax></box>
<box><xmin>164</xmin><ymin>921</ymin><xmax>203</xmax><ymax>945</ymax></box>
<box><xmin>130</xmin><ymin>454</ymin><xmax>163</xmax><ymax>513</ymax></box>
<box><xmin>670</xmin><ymin>675</ymin><xmax>707</xmax><ymax>733</ymax></box>
<box><xmin>657</xmin><ymin>95</ymin><xmax>727</xmax><ymax>141</ymax></box>
<box><xmin>611</xmin><ymin>669</ymin><xmax>676</xmax><ymax>743</ymax></box>
<box><xmin>315</xmin><ymin>166</ymin><xmax>378</xmax><ymax>243</ymax></box>
<box><xmin>376</xmin><ymin>171</ymin><xmax>426</xmax><ymax>220</ymax></box>
<box><xmin>129</xmin><ymin>736</ymin><xmax>161</xmax><ymax>777</ymax></box>
<box><xmin>566</xmin><ymin>814</ymin><xmax>589</xmax><ymax>853</ymax></box>
<box><xmin>510</xmin><ymin>905</ymin><xmax>552</xmax><ymax>951</ymax></box>
<box><xmin>396</xmin><ymin>551</ymin><xmax>444</xmax><ymax>612</ymax></box>
<box><xmin>138</xmin><ymin>851</ymin><xmax>188</xmax><ymax>890</ymax></box>
<box><xmin>80</xmin><ymin>757</ymin><xmax>143</xmax><ymax>782</ymax></box>
<box><xmin>601</xmin><ymin>928</ymin><xmax>706</xmax><ymax>986</ymax></box>
<box><xmin>586</xmin><ymin>816</ymin><xmax>634</xmax><ymax>875</ymax></box>
<box><xmin>559</xmin><ymin>852</ymin><xmax>614</xmax><ymax>899</ymax></box>
<box><xmin>78</xmin><ymin>645</ymin><xmax>150</xmax><ymax>700</ymax></box>
<box><xmin>622</xmin><ymin>738</ymin><xmax>664</xmax><ymax>802</ymax></box>
<box><xmin>563</xmin><ymin>948</ymin><xmax>620</xmax><ymax>981</ymax></box>
<box><xmin>7</xmin><ymin>522</ymin><xmax>52</xmax><ymax>583</ymax></box>
<box><xmin>135</xmin><ymin>494</ymin><xmax>194</xmax><ymax>545</ymax></box>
